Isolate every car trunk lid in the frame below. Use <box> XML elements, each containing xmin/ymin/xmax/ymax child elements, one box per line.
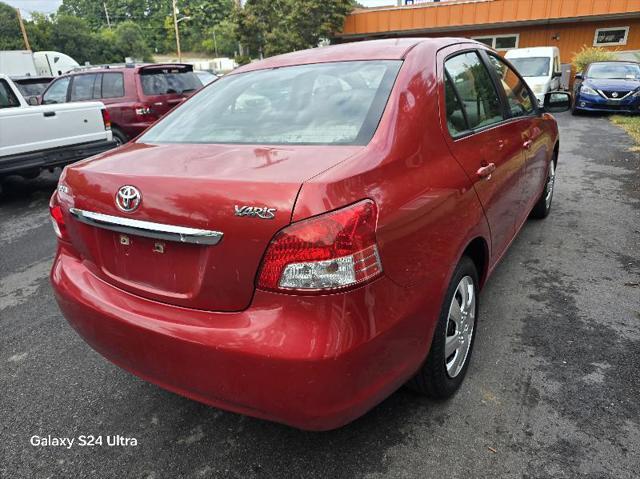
<box><xmin>62</xmin><ymin>142</ymin><xmax>361</xmax><ymax>312</ymax></box>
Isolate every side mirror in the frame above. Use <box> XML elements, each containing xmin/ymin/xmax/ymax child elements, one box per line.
<box><xmin>575</xmin><ymin>72</ymin><xmax>583</xmax><ymax>80</ymax></box>
<box><xmin>543</xmin><ymin>91</ymin><xmax>571</xmax><ymax>113</ymax></box>
<box><xmin>552</xmin><ymin>71</ymin><xmax>562</xmax><ymax>78</ymax></box>
<box><xmin>28</xmin><ymin>96</ymin><xmax>39</xmax><ymax>106</ymax></box>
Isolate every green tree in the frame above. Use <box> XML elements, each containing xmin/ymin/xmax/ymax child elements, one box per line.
<box><xmin>201</xmin><ymin>20</ymin><xmax>238</xmax><ymax>57</ymax></box>
<box><xmin>114</xmin><ymin>21</ymin><xmax>152</xmax><ymax>61</ymax></box>
<box><xmin>0</xmin><ymin>2</ymin><xmax>24</xmax><ymax>50</ymax></box>
<box><xmin>235</xmin><ymin>0</ymin><xmax>355</xmax><ymax>58</ymax></box>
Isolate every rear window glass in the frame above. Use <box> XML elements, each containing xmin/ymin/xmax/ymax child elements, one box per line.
<box><xmin>70</xmin><ymin>74</ymin><xmax>97</xmax><ymax>101</ymax></box>
<box><xmin>14</xmin><ymin>79</ymin><xmax>51</xmax><ymax>97</ymax></box>
<box><xmin>139</xmin><ymin>60</ymin><xmax>402</xmax><ymax>146</ymax></box>
<box><xmin>140</xmin><ymin>69</ymin><xmax>201</xmax><ymax>95</ymax></box>
<box><xmin>102</xmin><ymin>72</ymin><xmax>125</xmax><ymax>98</ymax></box>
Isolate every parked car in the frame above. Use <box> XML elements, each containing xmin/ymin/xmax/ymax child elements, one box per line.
<box><xmin>49</xmin><ymin>38</ymin><xmax>570</xmax><ymax>430</ymax></box>
<box><xmin>505</xmin><ymin>46</ymin><xmax>562</xmax><ymax>105</ymax></box>
<box><xmin>572</xmin><ymin>60</ymin><xmax>640</xmax><ymax>114</ymax></box>
<box><xmin>194</xmin><ymin>69</ymin><xmax>219</xmax><ymax>85</ymax></box>
<box><xmin>40</xmin><ymin>64</ymin><xmax>203</xmax><ymax>145</ymax></box>
<box><xmin>11</xmin><ymin>75</ymin><xmax>53</xmax><ymax>104</ymax></box>
<box><xmin>0</xmin><ymin>74</ymin><xmax>115</xmax><ymax>180</ymax></box>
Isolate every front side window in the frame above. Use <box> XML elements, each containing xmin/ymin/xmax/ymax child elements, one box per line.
<box><xmin>42</xmin><ymin>77</ymin><xmax>70</xmax><ymax>104</ymax></box>
<box><xmin>488</xmin><ymin>55</ymin><xmax>535</xmax><ymax>116</ymax></box>
<box><xmin>140</xmin><ymin>60</ymin><xmax>402</xmax><ymax>146</ymax></box>
<box><xmin>444</xmin><ymin>52</ymin><xmax>503</xmax><ymax>131</ymax></box>
<box><xmin>70</xmin><ymin>74</ymin><xmax>97</xmax><ymax>101</ymax></box>
<box><xmin>0</xmin><ymin>80</ymin><xmax>20</xmax><ymax>108</ymax></box>
<box><xmin>587</xmin><ymin>62</ymin><xmax>640</xmax><ymax>80</ymax></box>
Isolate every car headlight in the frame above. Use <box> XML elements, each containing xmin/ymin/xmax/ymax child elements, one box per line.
<box><xmin>580</xmin><ymin>85</ymin><xmax>598</xmax><ymax>96</ymax></box>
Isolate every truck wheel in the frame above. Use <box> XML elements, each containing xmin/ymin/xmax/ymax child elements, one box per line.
<box><xmin>112</xmin><ymin>127</ymin><xmax>128</xmax><ymax>146</ymax></box>
<box><xmin>407</xmin><ymin>256</ymin><xmax>479</xmax><ymax>399</ymax></box>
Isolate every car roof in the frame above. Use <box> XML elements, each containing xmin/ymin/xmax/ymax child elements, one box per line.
<box><xmin>232</xmin><ymin>38</ymin><xmax>477</xmax><ymax>74</ymax></box>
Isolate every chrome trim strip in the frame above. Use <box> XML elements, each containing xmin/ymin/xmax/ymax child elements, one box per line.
<box><xmin>69</xmin><ymin>208</ymin><xmax>223</xmax><ymax>245</ymax></box>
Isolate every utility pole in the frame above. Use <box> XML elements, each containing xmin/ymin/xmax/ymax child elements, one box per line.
<box><xmin>172</xmin><ymin>0</ymin><xmax>182</xmax><ymax>62</ymax></box>
<box><xmin>15</xmin><ymin>8</ymin><xmax>31</xmax><ymax>50</ymax></box>
<box><xmin>103</xmin><ymin>2</ymin><xmax>112</xmax><ymax>29</ymax></box>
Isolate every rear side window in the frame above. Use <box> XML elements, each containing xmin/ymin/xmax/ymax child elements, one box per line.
<box><xmin>70</xmin><ymin>74</ymin><xmax>97</xmax><ymax>101</ymax></box>
<box><xmin>444</xmin><ymin>52</ymin><xmax>503</xmax><ymax>131</ymax></box>
<box><xmin>139</xmin><ymin>60</ymin><xmax>402</xmax><ymax>146</ymax></box>
<box><xmin>0</xmin><ymin>80</ymin><xmax>20</xmax><ymax>108</ymax></box>
<box><xmin>139</xmin><ymin>69</ymin><xmax>201</xmax><ymax>95</ymax></box>
<box><xmin>487</xmin><ymin>55</ymin><xmax>535</xmax><ymax>116</ymax></box>
<box><xmin>43</xmin><ymin>77</ymin><xmax>71</xmax><ymax>104</ymax></box>
<box><xmin>102</xmin><ymin>73</ymin><xmax>125</xmax><ymax>98</ymax></box>
<box><xmin>444</xmin><ymin>75</ymin><xmax>468</xmax><ymax>136</ymax></box>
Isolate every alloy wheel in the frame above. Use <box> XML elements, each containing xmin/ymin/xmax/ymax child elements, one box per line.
<box><xmin>445</xmin><ymin>275</ymin><xmax>476</xmax><ymax>378</ymax></box>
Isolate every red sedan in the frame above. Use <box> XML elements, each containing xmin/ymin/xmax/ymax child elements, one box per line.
<box><xmin>50</xmin><ymin>38</ymin><xmax>571</xmax><ymax>430</ymax></box>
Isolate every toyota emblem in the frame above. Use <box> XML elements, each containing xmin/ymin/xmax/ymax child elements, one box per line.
<box><xmin>115</xmin><ymin>185</ymin><xmax>142</xmax><ymax>213</ymax></box>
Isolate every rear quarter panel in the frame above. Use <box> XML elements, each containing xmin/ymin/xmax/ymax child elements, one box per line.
<box><xmin>293</xmin><ymin>41</ymin><xmax>491</xmax><ymax>304</ymax></box>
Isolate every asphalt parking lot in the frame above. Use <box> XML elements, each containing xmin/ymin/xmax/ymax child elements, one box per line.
<box><xmin>1</xmin><ymin>112</ymin><xmax>639</xmax><ymax>479</ymax></box>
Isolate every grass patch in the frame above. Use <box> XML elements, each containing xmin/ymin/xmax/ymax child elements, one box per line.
<box><xmin>610</xmin><ymin>115</ymin><xmax>640</xmax><ymax>151</ymax></box>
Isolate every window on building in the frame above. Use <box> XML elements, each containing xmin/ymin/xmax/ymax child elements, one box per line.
<box><xmin>472</xmin><ymin>34</ymin><xmax>519</xmax><ymax>50</ymax></box>
<box><xmin>594</xmin><ymin>27</ymin><xmax>629</xmax><ymax>47</ymax></box>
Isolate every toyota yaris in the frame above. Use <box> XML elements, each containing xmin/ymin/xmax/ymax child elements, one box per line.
<box><xmin>50</xmin><ymin>38</ymin><xmax>570</xmax><ymax>430</ymax></box>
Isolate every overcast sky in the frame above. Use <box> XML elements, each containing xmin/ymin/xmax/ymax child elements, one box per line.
<box><xmin>6</xmin><ymin>0</ymin><xmax>395</xmax><ymax>17</ymax></box>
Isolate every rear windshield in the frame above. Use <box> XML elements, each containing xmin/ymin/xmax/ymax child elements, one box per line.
<box><xmin>14</xmin><ymin>79</ymin><xmax>51</xmax><ymax>97</ymax></box>
<box><xmin>139</xmin><ymin>60</ymin><xmax>402</xmax><ymax>146</ymax></box>
<box><xmin>140</xmin><ymin>68</ymin><xmax>202</xmax><ymax>95</ymax></box>
<box><xmin>508</xmin><ymin>57</ymin><xmax>550</xmax><ymax>77</ymax></box>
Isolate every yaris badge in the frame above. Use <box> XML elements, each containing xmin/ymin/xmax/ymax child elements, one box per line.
<box><xmin>116</xmin><ymin>185</ymin><xmax>142</xmax><ymax>213</ymax></box>
<box><xmin>234</xmin><ymin>205</ymin><xmax>276</xmax><ymax>220</ymax></box>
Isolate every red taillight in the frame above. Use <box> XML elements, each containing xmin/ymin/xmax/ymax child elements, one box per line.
<box><xmin>101</xmin><ymin>108</ymin><xmax>111</xmax><ymax>130</ymax></box>
<box><xmin>257</xmin><ymin>200</ymin><xmax>383</xmax><ymax>293</ymax></box>
<box><xmin>49</xmin><ymin>193</ymin><xmax>68</xmax><ymax>241</ymax></box>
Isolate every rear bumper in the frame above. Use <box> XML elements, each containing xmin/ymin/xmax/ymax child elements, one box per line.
<box><xmin>0</xmin><ymin>139</ymin><xmax>117</xmax><ymax>176</ymax></box>
<box><xmin>51</xmin><ymin>244</ymin><xmax>436</xmax><ymax>430</ymax></box>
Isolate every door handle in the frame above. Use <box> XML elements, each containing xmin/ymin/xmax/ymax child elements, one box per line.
<box><xmin>43</xmin><ymin>111</ymin><xmax>56</xmax><ymax>117</ymax></box>
<box><xmin>523</xmin><ymin>139</ymin><xmax>533</xmax><ymax>150</ymax></box>
<box><xmin>477</xmin><ymin>163</ymin><xmax>496</xmax><ymax>180</ymax></box>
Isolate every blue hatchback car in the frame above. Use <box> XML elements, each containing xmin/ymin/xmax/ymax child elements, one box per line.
<box><xmin>572</xmin><ymin>61</ymin><xmax>640</xmax><ymax>115</ymax></box>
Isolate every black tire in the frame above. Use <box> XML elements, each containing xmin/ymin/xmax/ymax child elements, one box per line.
<box><xmin>111</xmin><ymin>127</ymin><xmax>128</xmax><ymax>146</ymax></box>
<box><xmin>407</xmin><ymin>256</ymin><xmax>479</xmax><ymax>399</ymax></box>
<box><xmin>530</xmin><ymin>153</ymin><xmax>557</xmax><ymax>219</ymax></box>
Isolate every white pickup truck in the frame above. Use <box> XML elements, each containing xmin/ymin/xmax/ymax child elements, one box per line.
<box><xmin>0</xmin><ymin>74</ymin><xmax>116</xmax><ymax>180</ymax></box>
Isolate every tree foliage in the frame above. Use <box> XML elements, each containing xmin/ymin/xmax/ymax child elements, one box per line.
<box><xmin>0</xmin><ymin>2</ymin><xmax>24</xmax><ymax>50</ymax></box>
<box><xmin>235</xmin><ymin>0</ymin><xmax>355</xmax><ymax>57</ymax></box>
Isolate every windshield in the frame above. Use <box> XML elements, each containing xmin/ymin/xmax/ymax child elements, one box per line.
<box><xmin>139</xmin><ymin>60</ymin><xmax>402</xmax><ymax>146</ymax></box>
<box><xmin>508</xmin><ymin>57</ymin><xmax>550</xmax><ymax>77</ymax></box>
<box><xmin>140</xmin><ymin>69</ymin><xmax>202</xmax><ymax>95</ymax></box>
<box><xmin>587</xmin><ymin>63</ymin><xmax>640</xmax><ymax>80</ymax></box>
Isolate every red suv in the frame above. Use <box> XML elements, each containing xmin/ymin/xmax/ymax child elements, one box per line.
<box><xmin>50</xmin><ymin>39</ymin><xmax>571</xmax><ymax>430</ymax></box>
<box><xmin>41</xmin><ymin>64</ymin><xmax>202</xmax><ymax>145</ymax></box>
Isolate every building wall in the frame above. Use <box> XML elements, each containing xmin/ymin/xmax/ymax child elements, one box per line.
<box><xmin>344</xmin><ymin>0</ymin><xmax>640</xmax><ymax>37</ymax></box>
<box><xmin>428</xmin><ymin>19</ymin><xmax>640</xmax><ymax>63</ymax></box>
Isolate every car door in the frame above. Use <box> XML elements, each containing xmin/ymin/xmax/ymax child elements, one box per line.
<box><xmin>439</xmin><ymin>47</ymin><xmax>525</xmax><ymax>264</ymax></box>
<box><xmin>486</xmin><ymin>53</ymin><xmax>548</xmax><ymax>220</ymax></box>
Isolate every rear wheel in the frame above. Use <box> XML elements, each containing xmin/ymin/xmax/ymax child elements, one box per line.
<box><xmin>407</xmin><ymin>256</ymin><xmax>479</xmax><ymax>399</ymax></box>
<box><xmin>111</xmin><ymin>127</ymin><xmax>128</xmax><ymax>146</ymax></box>
<box><xmin>530</xmin><ymin>155</ymin><xmax>556</xmax><ymax>219</ymax></box>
